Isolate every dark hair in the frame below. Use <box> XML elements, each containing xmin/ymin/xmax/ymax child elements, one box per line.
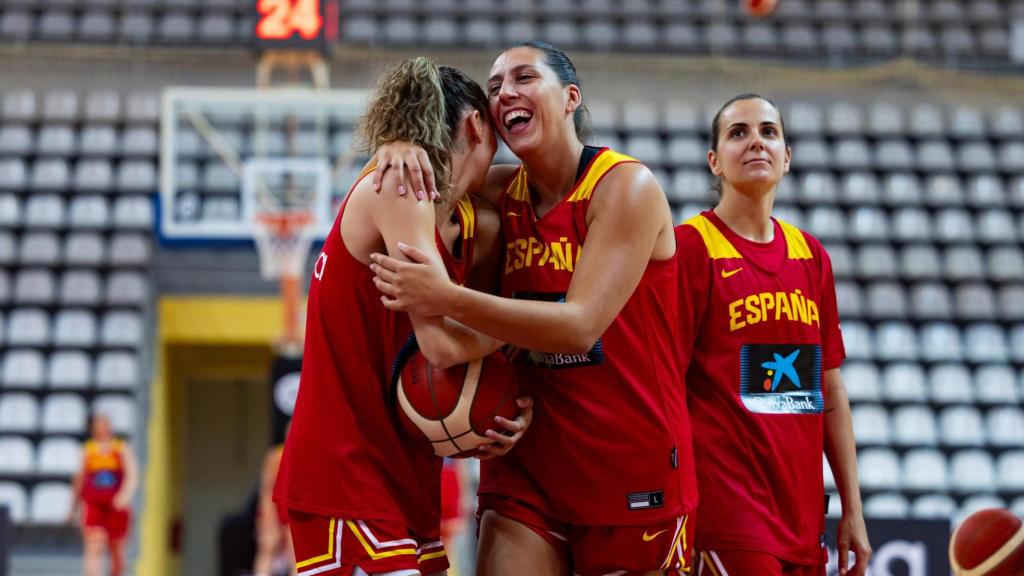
<box><xmin>356</xmin><ymin>58</ymin><xmax>489</xmax><ymax>203</ymax></box>
<box><xmin>708</xmin><ymin>93</ymin><xmax>788</xmax><ymax>197</ymax></box>
<box><xmin>509</xmin><ymin>40</ymin><xmax>592</xmax><ymax>143</ymax></box>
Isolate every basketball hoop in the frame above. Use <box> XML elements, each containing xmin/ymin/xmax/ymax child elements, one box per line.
<box><xmin>253</xmin><ymin>210</ymin><xmax>315</xmax><ymax>356</ymax></box>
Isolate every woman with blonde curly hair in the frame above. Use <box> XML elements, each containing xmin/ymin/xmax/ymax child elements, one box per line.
<box><xmin>273</xmin><ymin>57</ymin><xmax>532</xmax><ymax>576</ymax></box>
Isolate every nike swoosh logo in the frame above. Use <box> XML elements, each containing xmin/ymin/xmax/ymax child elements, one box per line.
<box><xmin>721</xmin><ymin>268</ymin><xmax>743</xmax><ymax>278</ymax></box>
<box><xmin>506</xmin><ymin>211</ymin><xmax>521</xmax><ymax>217</ymax></box>
<box><xmin>642</xmin><ymin>528</ymin><xmax>671</xmax><ymax>542</ymax></box>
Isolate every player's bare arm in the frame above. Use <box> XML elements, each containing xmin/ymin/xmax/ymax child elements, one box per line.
<box><xmin>372</xmin><ymin>141</ymin><xmax>517</xmax><ymax>206</ymax></box>
<box><xmin>824</xmin><ymin>368</ymin><xmax>871</xmax><ymax>576</ymax></box>
<box><xmin>370</xmin><ymin>164</ymin><xmax>673</xmax><ymax>354</ymax></box>
<box><xmin>113</xmin><ymin>445</ymin><xmax>138</xmax><ymax>510</ymax></box>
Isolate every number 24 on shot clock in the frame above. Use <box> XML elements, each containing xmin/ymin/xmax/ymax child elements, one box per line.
<box><xmin>255</xmin><ymin>0</ymin><xmax>339</xmax><ymax>47</ymax></box>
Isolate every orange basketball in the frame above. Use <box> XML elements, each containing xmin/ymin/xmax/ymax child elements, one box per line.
<box><xmin>950</xmin><ymin>509</ymin><xmax>1024</xmax><ymax>576</ymax></box>
<box><xmin>396</xmin><ymin>351</ymin><xmax>521</xmax><ymax>458</ymax></box>
<box><xmin>743</xmin><ymin>0</ymin><xmax>778</xmax><ymax>18</ymax></box>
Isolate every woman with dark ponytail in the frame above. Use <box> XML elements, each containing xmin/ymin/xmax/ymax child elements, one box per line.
<box><xmin>273</xmin><ymin>58</ymin><xmax>532</xmax><ymax>576</ymax></box>
<box><xmin>677</xmin><ymin>94</ymin><xmax>870</xmax><ymax>576</ymax></box>
<box><xmin>369</xmin><ymin>42</ymin><xmax>697</xmax><ymax>575</ymax></box>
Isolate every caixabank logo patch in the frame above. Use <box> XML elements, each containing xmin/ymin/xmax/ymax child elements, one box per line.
<box><xmin>739</xmin><ymin>344</ymin><xmax>823</xmax><ymax>414</ymax></box>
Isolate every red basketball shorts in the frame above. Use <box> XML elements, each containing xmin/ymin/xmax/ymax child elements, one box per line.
<box><xmin>288</xmin><ymin>509</ymin><xmax>449</xmax><ymax>576</ymax></box>
<box><xmin>696</xmin><ymin>549</ymin><xmax>824</xmax><ymax>576</ymax></box>
<box><xmin>478</xmin><ymin>494</ymin><xmax>694</xmax><ymax>575</ymax></box>
<box><xmin>82</xmin><ymin>501</ymin><xmax>130</xmax><ymax>541</ymax></box>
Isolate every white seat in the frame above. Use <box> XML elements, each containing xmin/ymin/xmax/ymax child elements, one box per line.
<box><xmin>100</xmin><ymin>311</ymin><xmax>142</xmax><ymax>347</ymax></box>
<box><xmin>48</xmin><ymin>351</ymin><xmax>92</xmax><ymax>389</ymax></box>
<box><xmin>911</xmin><ymin>494</ymin><xmax>956</xmax><ymax>520</ymax></box>
<box><xmin>108</xmin><ymin>234</ymin><xmax>150</xmax><ymax>266</ymax></box>
<box><xmin>987</xmin><ymin>407</ymin><xmax>1024</xmax><ymax>448</ymax></box>
<box><xmin>0</xmin><ymin>482</ymin><xmax>28</xmax><ymax>523</ymax></box>
<box><xmin>800</xmin><ymin>172</ymin><xmax>838</xmax><ymax>204</ymax></box>
<box><xmin>857</xmin><ymin>448</ymin><xmax>901</xmax><ymax>490</ymax></box>
<box><xmin>929</xmin><ymin>363</ymin><xmax>974</xmax><ymax>404</ymax></box>
<box><xmin>849</xmin><ymin>207</ymin><xmax>889</xmax><ymax>241</ymax></box>
<box><xmin>112</xmin><ymin>196</ymin><xmax>154</xmax><ymax>229</ymax></box>
<box><xmin>25</xmin><ymin>194</ymin><xmax>66</xmax><ymax>228</ymax></box>
<box><xmin>13</xmin><ymin>269</ymin><xmax>56</xmax><ymax>305</ymax></box>
<box><xmin>921</xmin><ymin>323</ymin><xmax>958</xmax><ymax>358</ymax></box>
<box><xmin>874</xmin><ymin>322</ymin><xmax>918</xmax><ymax>361</ymax></box>
<box><xmin>956</xmin><ymin>495</ymin><xmax>1006</xmax><ymax>526</ymax></box>
<box><xmin>53</xmin><ymin>309</ymin><xmax>98</xmax><ymax>347</ymax></box>
<box><xmin>839</xmin><ymin>321</ymin><xmax>872</xmax><ymax>360</ymax></box>
<box><xmin>863</xmin><ymin>493</ymin><xmax>909</xmax><ymax>519</ymax></box>
<box><xmin>93</xmin><ymin>395</ymin><xmax>135</xmax><ymax>435</ymax></box>
<box><xmin>882</xmin><ymin>363</ymin><xmax>927</xmax><ymax>402</ymax></box>
<box><xmin>891</xmin><ymin>405</ymin><xmax>938</xmax><ymax>447</ymax></box>
<box><xmin>36</xmin><ymin>437</ymin><xmax>81</xmax><ymax>475</ymax></box>
<box><xmin>852</xmin><ymin>404</ymin><xmax>890</xmax><ymax>445</ymax></box>
<box><xmin>96</xmin><ymin>352</ymin><xmax>138</xmax><ymax>390</ymax></box>
<box><xmin>0</xmin><ymin>436</ymin><xmax>34</xmax><ymax>475</ymax></box>
<box><xmin>7</xmin><ymin>308</ymin><xmax>50</xmax><ymax>346</ymax></box>
<box><xmin>950</xmin><ymin>450</ymin><xmax>996</xmax><ymax>493</ymax></box>
<box><xmin>997</xmin><ymin>451</ymin><xmax>1024</xmax><ymax>491</ymax></box>
<box><xmin>59</xmin><ymin>270</ymin><xmax>102</xmax><ymax>306</ymax></box>
<box><xmin>857</xmin><ymin>244</ymin><xmax>899</xmax><ymax>279</ymax></box>
<box><xmin>68</xmin><ymin>195</ymin><xmax>110</xmax><ymax>229</ymax></box>
<box><xmin>910</xmin><ymin>283</ymin><xmax>953</xmax><ymax>321</ymax></box>
<box><xmin>41</xmin><ymin>393</ymin><xmax>87</xmax><ymax>434</ymax></box>
<box><xmin>964</xmin><ymin>323</ymin><xmax>1009</xmax><ymax>363</ymax></box>
<box><xmin>18</xmin><ymin>233</ymin><xmax>60</xmax><ymax>266</ymax></box>
<box><xmin>30</xmin><ymin>482</ymin><xmax>73</xmax><ymax>524</ymax></box>
<box><xmin>1</xmin><ymin>349</ymin><xmax>45</xmax><ymax>388</ymax></box>
<box><xmin>0</xmin><ymin>393</ymin><xmax>39</xmax><ymax>432</ymax></box>
<box><xmin>940</xmin><ymin>406</ymin><xmax>986</xmax><ymax>447</ymax></box>
<box><xmin>64</xmin><ymin>232</ymin><xmax>105</xmax><ymax>266</ymax></box>
<box><xmin>902</xmin><ymin>448</ymin><xmax>948</xmax><ymax>491</ymax></box>
<box><xmin>841</xmin><ymin>361</ymin><xmax>880</xmax><ymax>402</ymax></box>
<box><xmin>976</xmin><ymin>365</ymin><xmax>1019</xmax><ymax>404</ymax></box>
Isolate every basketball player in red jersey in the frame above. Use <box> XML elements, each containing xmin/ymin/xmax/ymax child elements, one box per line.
<box><xmin>274</xmin><ymin>58</ymin><xmax>532</xmax><ymax>576</ymax></box>
<box><xmin>676</xmin><ymin>95</ymin><xmax>870</xmax><ymax>576</ymax></box>
<box><xmin>369</xmin><ymin>41</ymin><xmax>696</xmax><ymax>576</ymax></box>
<box><xmin>68</xmin><ymin>414</ymin><xmax>138</xmax><ymax>576</ymax></box>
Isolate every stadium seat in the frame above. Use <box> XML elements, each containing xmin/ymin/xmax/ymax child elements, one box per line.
<box><xmin>54</xmin><ymin>309</ymin><xmax>98</xmax><ymax>347</ymax></box>
<box><xmin>80</xmin><ymin>127</ymin><xmax>118</xmax><ymax>158</ymax></box>
<box><xmin>0</xmin><ymin>482</ymin><xmax>27</xmax><ymax>523</ymax></box>
<box><xmin>978</xmin><ymin>210</ymin><xmax>1018</xmax><ymax>245</ymax></box>
<box><xmin>36</xmin><ymin>437</ymin><xmax>81</xmax><ymax>475</ymax></box>
<box><xmin>828</xmin><ymin>103</ymin><xmax>865</xmax><ymax>136</ymax></box>
<box><xmin>69</xmin><ymin>195</ymin><xmax>111</xmax><ymax>229</ymax></box>
<box><xmin>909</xmin><ymin>282</ymin><xmax>953</xmax><ymax>320</ymax></box>
<box><xmin>902</xmin><ymin>448</ymin><xmax>948</xmax><ymax>491</ymax></box>
<box><xmin>59</xmin><ymin>270</ymin><xmax>102</xmax><ymax>307</ymax></box>
<box><xmin>0</xmin><ymin>437</ymin><xmax>34</xmax><ymax>476</ymax></box>
<box><xmin>624</xmin><ymin>136</ymin><xmax>664</xmax><ymax>165</ymax></box>
<box><xmin>29</xmin><ymin>159</ymin><xmax>70</xmax><ymax>192</ymax></box>
<box><xmin>117</xmin><ymin>160</ymin><xmax>157</xmax><ymax>193</ymax></box>
<box><xmin>797</xmin><ymin>172</ymin><xmax>836</xmax><ymax>205</ymax></box>
<box><xmin>936</xmin><ymin>209</ymin><xmax>976</xmax><ymax>244</ymax></box>
<box><xmin>968</xmin><ymin>174</ymin><xmax>1006</xmax><ymax>207</ymax></box>
<box><xmin>874</xmin><ymin>322</ymin><xmax>918</xmax><ymax>361</ymax></box>
<box><xmin>891</xmin><ymin>207</ymin><xmax>932</xmax><ymax>242</ymax></box>
<box><xmin>48</xmin><ymin>350</ymin><xmax>92</xmax><ymax>390</ymax></box>
<box><xmin>866</xmin><ymin>102</ymin><xmax>904</xmax><ymax>137</ymax></box>
<box><xmin>823</xmin><ymin>243</ymin><xmax>853</xmax><ymax>278</ymax></box>
<box><xmin>0</xmin><ymin>125</ymin><xmax>33</xmax><ymax>156</ymax></box>
<box><xmin>940</xmin><ymin>406</ymin><xmax>986</xmax><ymax>447</ymax></box>
<box><xmin>838</xmin><ymin>320</ymin><xmax>872</xmax><ymax>360</ymax></box>
<box><xmin>900</xmin><ymin>245</ymin><xmax>942</xmax><ymax>281</ymax></box>
<box><xmin>996</xmin><ymin>451</ymin><xmax>1024</xmax><ymax>490</ymax></box>
<box><xmin>874</xmin><ymin>139</ymin><xmax>915</xmax><ymax>172</ymax></box>
<box><xmin>988</xmin><ymin>246</ymin><xmax>1024</xmax><ymax>282</ymax></box>
<box><xmin>974</xmin><ymin>365</ymin><xmax>1018</xmax><ymax>405</ymax></box>
<box><xmin>999</xmin><ymin>142</ymin><xmax>1024</xmax><ymax>172</ymax></box>
<box><xmin>93</xmin><ymin>395</ymin><xmax>135</xmax><ymax>434</ymax></box>
<box><xmin>0</xmin><ymin>159</ymin><xmax>28</xmax><ymax>190</ymax></box>
<box><xmin>964</xmin><ymin>323</ymin><xmax>1009</xmax><ymax>363</ymax></box>
<box><xmin>892</xmin><ymin>406</ymin><xmax>939</xmax><ymax>447</ymax></box>
<box><xmin>84</xmin><ymin>91</ymin><xmax>120</xmax><ymax>123</ymax></box>
<box><xmin>851</xmin><ymin>404</ymin><xmax>890</xmax><ymax>446</ymax></box>
<box><xmin>950</xmin><ymin>449</ymin><xmax>996</xmax><ymax>493</ymax></box>
<box><xmin>834</xmin><ymin>281</ymin><xmax>863</xmax><ymax>319</ymax></box>
<box><xmin>863</xmin><ymin>493</ymin><xmax>909</xmax><ymax>519</ymax></box>
<box><xmin>1001</xmin><ymin>290</ymin><xmax>1024</xmax><ymax>323</ymax></box>
<box><xmin>957</xmin><ymin>495</ymin><xmax>1006</xmax><ymax>526</ymax></box>
<box><xmin>945</xmin><ymin>245</ymin><xmax>986</xmax><ymax>283</ymax></box>
<box><xmin>866</xmin><ymin>281</ymin><xmax>907</xmax><ymax>320</ymax></box>
<box><xmin>0</xmin><ymin>233</ymin><xmax>15</xmax><ymax>265</ymax></box>
<box><xmin>30</xmin><ymin>482</ymin><xmax>73</xmax><ymax>524</ymax></box>
<box><xmin>100</xmin><ymin>311</ymin><xmax>142</xmax><ymax>346</ymax></box>
<box><xmin>198</xmin><ymin>13</ymin><xmax>234</xmax><ymax>44</ymax></box>
<box><xmin>841</xmin><ymin>361</ymin><xmax>881</xmax><ymax>402</ymax></box>
<box><xmin>64</xmin><ymin>232</ymin><xmax>105</xmax><ymax>266</ymax></box>
<box><xmin>13</xmin><ymin>269</ymin><xmax>56</xmax><ymax>305</ymax></box>
<box><xmin>0</xmin><ymin>11</ymin><xmax>33</xmax><ymax>42</ymax></box>
<box><xmin>113</xmin><ymin>196</ymin><xmax>154</xmax><ymax>229</ymax></box>
<box><xmin>882</xmin><ymin>363</ymin><xmax>927</xmax><ymax>402</ymax></box>
<box><xmin>36</xmin><ymin>125</ymin><xmax>76</xmax><ymax>157</ymax></box>
<box><xmin>842</xmin><ymin>172</ymin><xmax>880</xmax><ymax>205</ymax></box>
<box><xmin>7</xmin><ymin>308</ymin><xmax>50</xmax><ymax>346</ymax></box>
<box><xmin>929</xmin><ymin>363</ymin><xmax>974</xmax><ymax>405</ymax></box>
<box><xmin>19</xmin><ymin>232</ymin><xmax>61</xmax><ymax>266</ymax></box>
<box><xmin>42</xmin><ymin>90</ymin><xmax>77</xmax><ymax>122</ymax></box>
<box><xmin>1</xmin><ymin>90</ymin><xmax>36</xmax><ymax>122</ymax></box>
<box><xmin>41</xmin><ymin>394</ymin><xmax>87</xmax><ymax>434</ymax></box>
<box><xmin>105</xmin><ymin>271</ymin><xmax>148</xmax><ymax>306</ymax></box>
<box><xmin>960</xmin><ymin>142</ymin><xmax>998</xmax><ymax>172</ymax></box>
<box><xmin>955</xmin><ymin>283</ymin><xmax>997</xmax><ymax>320</ymax></box>
<box><xmin>73</xmin><ymin>159</ymin><xmax>114</xmax><ymax>193</ymax></box>
<box><xmin>1010</xmin><ymin>325</ymin><xmax>1024</xmax><ymax>361</ymax></box>
<box><xmin>96</xmin><ymin>352</ymin><xmax>139</xmax><ymax>390</ymax></box>
<box><xmin>858</xmin><ymin>448</ymin><xmax>901</xmax><ymax>490</ymax></box>
<box><xmin>987</xmin><ymin>407</ymin><xmax>1024</xmax><ymax>448</ymax></box>
<box><xmin>109</xmin><ymin>233</ymin><xmax>150</xmax><ymax>266</ymax></box>
<box><xmin>0</xmin><ymin>393</ymin><xmax>39</xmax><ymax>432</ymax></box>
<box><xmin>124</xmin><ymin>92</ymin><xmax>159</xmax><ymax>124</ymax></box>
<box><xmin>856</xmin><ymin>244</ymin><xmax>898</xmax><ymax>279</ymax></box>
<box><xmin>0</xmin><ymin>194</ymin><xmax>20</xmax><ymax>230</ymax></box>
<box><xmin>1</xmin><ymin>349</ymin><xmax>44</xmax><ymax>389</ymax></box>
<box><xmin>949</xmin><ymin>105</ymin><xmax>987</xmax><ymax>139</ymax></box>
<box><xmin>79</xmin><ymin>11</ymin><xmax>116</xmax><ymax>42</ymax></box>
<box><xmin>787</xmin><ymin>102</ymin><xmax>823</xmax><ymax>137</ymax></box>
<box><xmin>792</xmin><ymin>138</ymin><xmax>830</xmax><ymax>170</ymax></box>
<box><xmin>911</xmin><ymin>494</ymin><xmax>957</xmax><ymax>520</ymax></box>
<box><xmin>926</xmin><ymin>174</ymin><xmax>965</xmax><ymax>206</ymax></box>
<box><xmin>25</xmin><ymin>194</ymin><xmax>65</xmax><ymax>228</ymax></box>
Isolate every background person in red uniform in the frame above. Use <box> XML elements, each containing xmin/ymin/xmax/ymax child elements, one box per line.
<box><xmin>273</xmin><ymin>57</ymin><xmax>531</xmax><ymax>576</ymax></box>
<box><xmin>369</xmin><ymin>41</ymin><xmax>696</xmax><ymax>576</ymax></box>
<box><xmin>675</xmin><ymin>94</ymin><xmax>871</xmax><ymax>576</ymax></box>
<box><xmin>68</xmin><ymin>413</ymin><xmax>138</xmax><ymax>576</ymax></box>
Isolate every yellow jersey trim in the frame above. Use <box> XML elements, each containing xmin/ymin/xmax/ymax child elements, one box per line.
<box><xmin>455</xmin><ymin>197</ymin><xmax>475</xmax><ymax>240</ymax></box>
<box><xmin>294</xmin><ymin>518</ymin><xmax>336</xmax><ymax>569</ymax></box>
<box><xmin>507</xmin><ymin>167</ymin><xmax>530</xmax><ymax>203</ymax></box>
<box><xmin>346</xmin><ymin>521</ymin><xmax>417</xmax><ymax>559</ymax></box>
<box><xmin>777</xmin><ymin>219</ymin><xmax>813</xmax><ymax>260</ymax></box>
<box><xmin>418</xmin><ymin>549</ymin><xmax>448</xmax><ymax>563</ymax></box>
<box><xmin>567</xmin><ymin>150</ymin><xmax>638</xmax><ymax>202</ymax></box>
<box><xmin>683</xmin><ymin>215</ymin><xmax>742</xmax><ymax>260</ymax></box>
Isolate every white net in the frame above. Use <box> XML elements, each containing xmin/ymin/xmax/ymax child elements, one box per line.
<box><xmin>252</xmin><ymin>212</ymin><xmax>315</xmax><ymax>281</ymax></box>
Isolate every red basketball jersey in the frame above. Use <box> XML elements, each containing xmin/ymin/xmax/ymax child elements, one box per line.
<box><xmin>275</xmin><ymin>167</ymin><xmax>477</xmax><ymax>536</ymax></box>
<box><xmin>480</xmin><ymin>148</ymin><xmax>697</xmax><ymax>526</ymax></box>
<box><xmin>677</xmin><ymin>210</ymin><xmax>845</xmax><ymax>565</ymax></box>
<box><xmin>80</xmin><ymin>439</ymin><xmax>125</xmax><ymax>505</ymax></box>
